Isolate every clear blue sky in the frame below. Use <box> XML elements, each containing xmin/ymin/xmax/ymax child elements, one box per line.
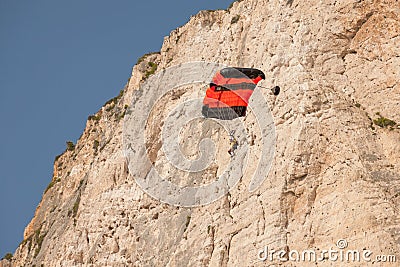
<box><xmin>0</xmin><ymin>0</ymin><xmax>233</xmax><ymax>257</ymax></box>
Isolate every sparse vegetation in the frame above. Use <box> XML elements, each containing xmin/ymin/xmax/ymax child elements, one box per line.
<box><xmin>67</xmin><ymin>180</ymin><xmax>85</xmax><ymax>218</ymax></box>
<box><xmin>72</xmin><ymin>196</ymin><xmax>80</xmax><ymax>217</ymax></box>
<box><xmin>66</xmin><ymin>141</ymin><xmax>75</xmax><ymax>151</ymax></box>
<box><xmin>54</xmin><ymin>153</ymin><xmax>62</xmax><ymax>162</ymax></box>
<box><xmin>21</xmin><ymin>226</ymin><xmax>46</xmax><ymax>258</ymax></box>
<box><xmin>231</xmin><ymin>15</ymin><xmax>240</xmax><ymax>24</ymax></box>
<box><xmin>117</xmin><ymin>105</ymin><xmax>129</xmax><ymax>121</ymax></box>
<box><xmin>33</xmin><ymin>229</ymin><xmax>47</xmax><ymax>258</ymax></box>
<box><xmin>19</xmin><ymin>234</ymin><xmax>33</xmax><ymax>252</ymax></box>
<box><xmin>355</xmin><ymin>103</ymin><xmax>361</xmax><ymax>108</ymax></box>
<box><xmin>136</xmin><ymin>52</ymin><xmax>160</xmax><ymax>80</ymax></box>
<box><xmin>136</xmin><ymin>52</ymin><xmax>159</xmax><ymax>65</ymax></box>
<box><xmin>373</xmin><ymin>112</ymin><xmax>397</xmax><ymax>128</ymax></box>
<box><xmin>143</xmin><ymin>62</ymin><xmax>158</xmax><ymax>80</ymax></box>
<box><xmin>105</xmin><ymin>102</ymin><xmax>115</xmax><ymax>112</ymax></box>
<box><xmin>44</xmin><ymin>177</ymin><xmax>61</xmax><ymax>194</ymax></box>
<box><xmin>2</xmin><ymin>253</ymin><xmax>13</xmax><ymax>261</ymax></box>
<box><xmin>68</xmin><ymin>195</ymin><xmax>81</xmax><ymax>218</ymax></box>
<box><xmin>104</xmin><ymin>89</ymin><xmax>124</xmax><ymax>107</ymax></box>
<box><xmin>373</xmin><ymin>117</ymin><xmax>396</xmax><ymax>128</ymax></box>
<box><xmin>93</xmin><ymin>140</ymin><xmax>100</xmax><ymax>150</ymax></box>
<box><xmin>88</xmin><ymin>114</ymin><xmax>101</xmax><ymax>121</ymax></box>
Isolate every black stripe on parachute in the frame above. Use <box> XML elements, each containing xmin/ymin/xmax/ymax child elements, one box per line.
<box><xmin>219</xmin><ymin>67</ymin><xmax>265</xmax><ymax>79</ymax></box>
<box><xmin>201</xmin><ymin>106</ymin><xmax>246</xmax><ymax>120</ymax></box>
<box><xmin>210</xmin><ymin>82</ymin><xmax>257</xmax><ymax>91</ymax></box>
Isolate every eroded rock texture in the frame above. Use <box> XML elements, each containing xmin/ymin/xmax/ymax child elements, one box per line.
<box><xmin>2</xmin><ymin>0</ymin><xmax>399</xmax><ymax>266</ymax></box>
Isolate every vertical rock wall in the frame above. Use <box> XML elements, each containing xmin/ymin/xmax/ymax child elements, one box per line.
<box><xmin>4</xmin><ymin>0</ymin><xmax>399</xmax><ymax>266</ymax></box>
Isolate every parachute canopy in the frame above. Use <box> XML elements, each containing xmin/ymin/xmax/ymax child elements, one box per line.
<box><xmin>202</xmin><ymin>67</ymin><xmax>265</xmax><ymax>120</ymax></box>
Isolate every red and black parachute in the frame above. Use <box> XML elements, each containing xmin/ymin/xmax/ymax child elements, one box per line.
<box><xmin>202</xmin><ymin>67</ymin><xmax>266</xmax><ymax>120</ymax></box>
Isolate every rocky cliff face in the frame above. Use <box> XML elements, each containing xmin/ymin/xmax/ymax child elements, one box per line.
<box><xmin>2</xmin><ymin>0</ymin><xmax>400</xmax><ymax>266</ymax></box>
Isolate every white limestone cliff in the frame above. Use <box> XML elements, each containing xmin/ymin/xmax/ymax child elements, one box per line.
<box><xmin>2</xmin><ymin>0</ymin><xmax>399</xmax><ymax>266</ymax></box>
